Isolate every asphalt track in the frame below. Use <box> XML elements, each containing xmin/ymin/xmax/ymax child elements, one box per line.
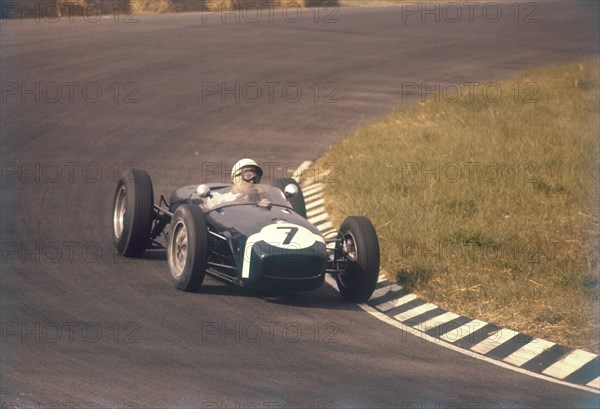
<box><xmin>1</xmin><ymin>1</ymin><xmax>599</xmax><ymax>407</ymax></box>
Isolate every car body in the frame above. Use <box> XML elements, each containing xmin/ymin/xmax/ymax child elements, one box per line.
<box><xmin>168</xmin><ymin>183</ymin><xmax>327</xmax><ymax>291</ymax></box>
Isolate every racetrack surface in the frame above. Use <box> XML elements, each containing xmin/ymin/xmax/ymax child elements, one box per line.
<box><xmin>1</xmin><ymin>2</ymin><xmax>599</xmax><ymax>407</ymax></box>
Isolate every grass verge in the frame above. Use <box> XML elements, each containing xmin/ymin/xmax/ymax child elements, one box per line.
<box><xmin>315</xmin><ymin>60</ymin><xmax>600</xmax><ymax>353</ymax></box>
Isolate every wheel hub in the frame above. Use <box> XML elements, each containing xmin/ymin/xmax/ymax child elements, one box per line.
<box><xmin>113</xmin><ymin>185</ymin><xmax>127</xmax><ymax>239</ymax></box>
<box><xmin>338</xmin><ymin>231</ymin><xmax>358</xmax><ymax>287</ymax></box>
<box><xmin>170</xmin><ymin>221</ymin><xmax>188</xmax><ymax>277</ymax></box>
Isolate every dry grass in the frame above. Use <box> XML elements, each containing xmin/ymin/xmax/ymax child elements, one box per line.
<box><xmin>316</xmin><ymin>61</ymin><xmax>600</xmax><ymax>353</ymax></box>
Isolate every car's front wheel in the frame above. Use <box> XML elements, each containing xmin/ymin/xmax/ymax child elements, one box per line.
<box><xmin>112</xmin><ymin>168</ymin><xmax>154</xmax><ymax>258</ymax></box>
<box><xmin>335</xmin><ymin>216</ymin><xmax>380</xmax><ymax>303</ymax></box>
<box><xmin>167</xmin><ymin>204</ymin><xmax>208</xmax><ymax>292</ymax></box>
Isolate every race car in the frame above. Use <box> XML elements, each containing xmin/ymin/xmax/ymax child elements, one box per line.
<box><xmin>111</xmin><ymin>168</ymin><xmax>380</xmax><ymax>303</ymax></box>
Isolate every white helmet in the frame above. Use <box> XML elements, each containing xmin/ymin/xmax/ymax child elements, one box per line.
<box><xmin>231</xmin><ymin>158</ymin><xmax>263</xmax><ymax>184</ymax></box>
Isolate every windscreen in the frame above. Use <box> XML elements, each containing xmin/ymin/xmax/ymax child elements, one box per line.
<box><xmin>199</xmin><ymin>184</ymin><xmax>292</xmax><ymax>212</ymax></box>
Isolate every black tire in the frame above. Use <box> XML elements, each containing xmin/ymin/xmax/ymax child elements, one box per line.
<box><xmin>272</xmin><ymin>178</ymin><xmax>307</xmax><ymax>218</ymax></box>
<box><xmin>335</xmin><ymin>216</ymin><xmax>380</xmax><ymax>303</ymax></box>
<box><xmin>112</xmin><ymin>168</ymin><xmax>154</xmax><ymax>258</ymax></box>
<box><xmin>167</xmin><ymin>204</ymin><xmax>208</xmax><ymax>292</ymax></box>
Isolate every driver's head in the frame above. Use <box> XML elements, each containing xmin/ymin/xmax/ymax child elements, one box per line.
<box><xmin>231</xmin><ymin>158</ymin><xmax>263</xmax><ymax>186</ymax></box>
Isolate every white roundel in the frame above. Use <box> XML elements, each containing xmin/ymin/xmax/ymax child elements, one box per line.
<box><xmin>256</xmin><ymin>222</ymin><xmax>320</xmax><ymax>249</ymax></box>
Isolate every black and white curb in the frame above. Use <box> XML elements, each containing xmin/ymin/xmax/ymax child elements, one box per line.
<box><xmin>293</xmin><ymin>161</ymin><xmax>600</xmax><ymax>394</ymax></box>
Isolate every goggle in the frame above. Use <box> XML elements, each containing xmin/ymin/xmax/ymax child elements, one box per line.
<box><xmin>241</xmin><ymin>168</ymin><xmax>259</xmax><ymax>183</ymax></box>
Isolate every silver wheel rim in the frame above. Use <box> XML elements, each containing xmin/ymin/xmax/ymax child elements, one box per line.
<box><xmin>169</xmin><ymin>221</ymin><xmax>188</xmax><ymax>278</ymax></box>
<box><xmin>339</xmin><ymin>231</ymin><xmax>358</xmax><ymax>287</ymax></box>
<box><xmin>113</xmin><ymin>185</ymin><xmax>127</xmax><ymax>239</ymax></box>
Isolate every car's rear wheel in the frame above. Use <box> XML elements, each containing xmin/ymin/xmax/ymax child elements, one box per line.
<box><xmin>272</xmin><ymin>178</ymin><xmax>307</xmax><ymax>218</ymax></box>
<box><xmin>167</xmin><ymin>204</ymin><xmax>208</xmax><ymax>292</ymax></box>
<box><xmin>112</xmin><ymin>168</ymin><xmax>154</xmax><ymax>257</ymax></box>
<box><xmin>335</xmin><ymin>216</ymin><xmax>380</xmax><ymax>303</ymax></box>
